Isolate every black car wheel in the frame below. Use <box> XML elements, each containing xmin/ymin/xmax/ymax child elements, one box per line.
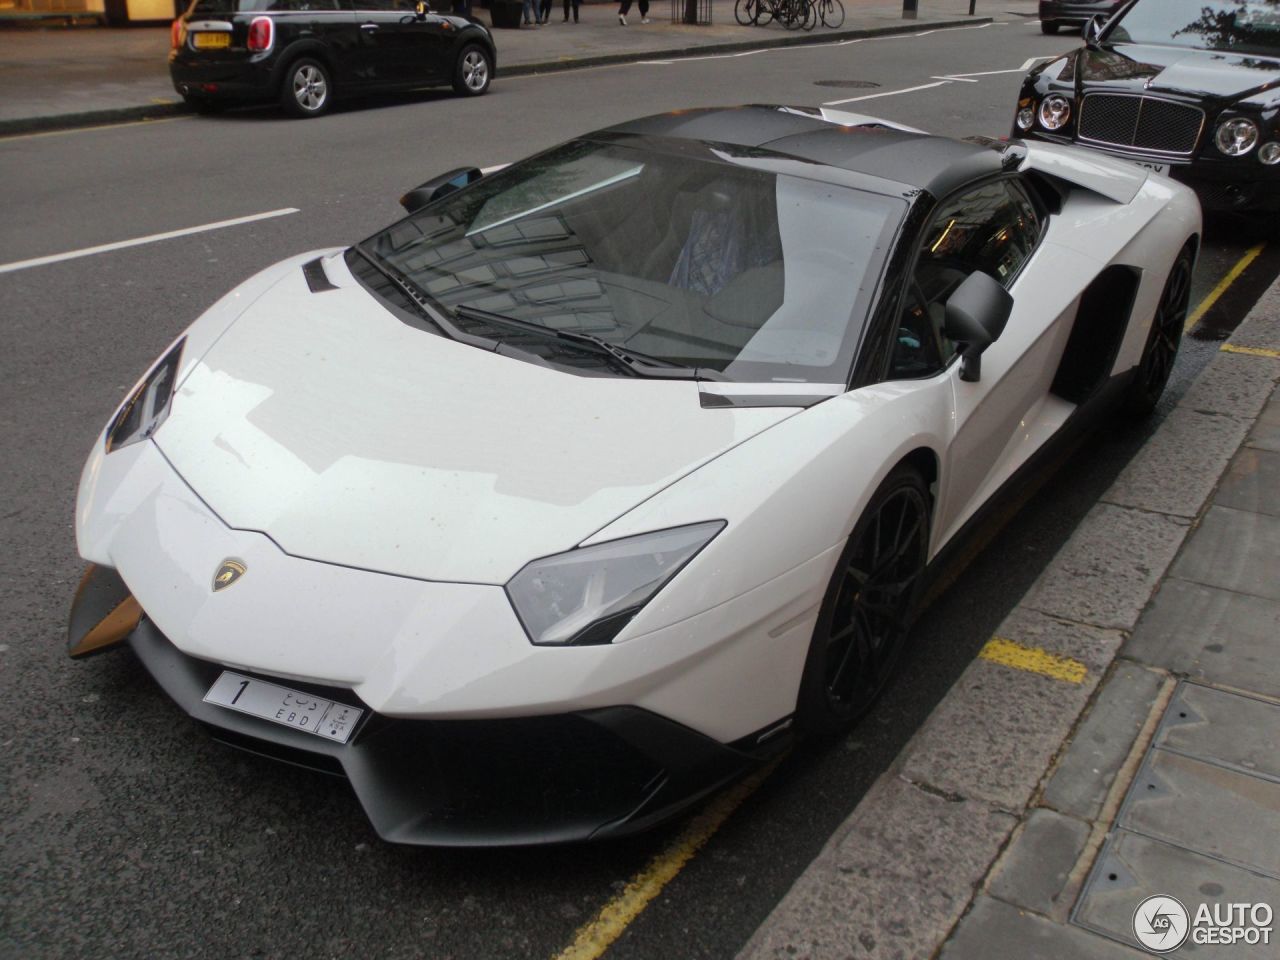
<box><xmin>1123</xmin><ymin>246</ymin><xmax>1193</xmax><ymax>417</ymax></box>
<box><xmin>453</xmin><ymin>44</ymin><xmax>492</xmax><ymax>97</ymax></box>
<box><xmin>281</xmin><ymin>58</ymin><xmax>333</xmax><ymax>119</ymax></box>
<box><xmin>1041</xmin><ymin>20</ymin><xmax>1059</xmax><ymax>34</ymax></box>
<box><xmin>796</xmin><ymin>464</ymin><xmax>930</xmax><ymax>736</ymax></box>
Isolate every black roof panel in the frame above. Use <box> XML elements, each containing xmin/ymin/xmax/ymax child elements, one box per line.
<box><xmin>598</xmin><ymin>106</ymin><xmax>1004</xmax><ymax>198</ymax></box>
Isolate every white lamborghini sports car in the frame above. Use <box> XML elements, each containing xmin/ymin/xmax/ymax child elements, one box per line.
<box><xmin>69</xmin><ymin>106</ymin><xmax>1200</xmax><ymax>846</ymax></box>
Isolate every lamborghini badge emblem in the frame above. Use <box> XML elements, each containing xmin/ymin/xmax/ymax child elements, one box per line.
<box><xmin>213</xmin><ymin>560</ymin><xmax>246</xmax><ymax>592</ymax></box>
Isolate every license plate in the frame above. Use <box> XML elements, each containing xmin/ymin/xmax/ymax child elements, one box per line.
<box><xmin>204</xmin><ymin>671</ymin><xmax>364</xmax><ymax>744</ymax></box>
<box><xmin>1130</xmin><ymin>159</ymin><xmax>1170</xmax><ymax>175</ymax></box>
<box><xmin>192</xmin><ymin>32</ymin><xmax>231</xmax><ymax>50</ymax></box>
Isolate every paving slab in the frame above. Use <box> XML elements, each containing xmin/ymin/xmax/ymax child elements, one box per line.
<box><xmin>1246</xmin><ymin>394</ymin><xmax>1280</xmax><ymax>454</ymax></box>
<box><xmin>1213</xmin><ymin>446</ymin><xmax>1280</xmax><ymax>519</ymax></box>
<box><xmin>1075</xmin><ymin>830</ymin><xmax>1280</xmax><ymax>960</ymax></box>
<box><xmin>1169</xmin><ymin>506</ymin><xmax>1280</xmax><ymax>603</ymax></box>
<box><xmin>941</xmin><ymin>896</ymin><xmax>1146</xmax><ymax>960</ymax></box>
<box><xmin>899</xmin><ymin>657</ymin><xmax>1098</xmax><ymax>812</ymax></box>
<box><xmin>1154</xmin><ymin>683</ymin><xmax>1280</xmax><ymax>784</ymax></box>
<box><xmin>1021</xmin><ymin>504</ymin><xmax>1191</xmax><ymax>631</ymax></box>
<box><xmin>737</xmin><ymin>776</ymin><xmax>1016</xmax><ymax>960</ymax></box>
<box><xmin>1101</xmin><ymin>406</ymin><xmax>1252</xmax><ymax>519</ymax></box>
<box><xmin>987</xmin><ymin>807</ymin><xmax>1091</xmax><ymax>917</ymax></box>
<box><xmin>1125</xmin><ymin>579</ymin><xmax>1280</xmax><ymax>699</ymax></box>
<box><xmin>1118</xmin><ymin>749</ymin><xmax>1280</xmax><ymax>879</ymax></box>
<box><xmin>1042</xmin><ymin>662</ymin><xmax>1165</xmax><ymax>823</ymax></box>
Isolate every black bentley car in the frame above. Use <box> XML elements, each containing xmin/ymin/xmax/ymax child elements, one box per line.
<box><xmin>1038</xmin><ymin>0</ymin><xmax>1125</xmax><ymax>35</ymax></box>
<box><xmin>1015</xmin><ymin>0</ymin><xmax>1280</xmax><ymax>217</ymax></box>
<box><xmin>169</xmin><ymin>0</ymin><xmax>496</xmax><ymax>118</ymax></box>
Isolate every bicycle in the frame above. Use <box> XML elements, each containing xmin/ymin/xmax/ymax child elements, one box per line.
<box><xmin>810</xmin><ymin>0</ymin><xmax>844</xmax><ymax>27</ymax></box>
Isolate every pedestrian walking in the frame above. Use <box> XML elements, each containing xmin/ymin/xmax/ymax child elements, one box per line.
<box><xmin>562</xmin><ymin>0</ymin><xmax>580</xmax><ymax>21</ymax></box>
<box><xmin>522</xmin><ymin>0</ymin><xmax>538</xmax><ymax>23</ymax></box>
<box><xmin>618</xmin><ymin>0</ymin><xmax>650</xmax><ymax>24</ymax></box>
<box><xmin>538</xmin><ymin>0</ymin><xmax>552</xmax><ymax>22</ymax></box>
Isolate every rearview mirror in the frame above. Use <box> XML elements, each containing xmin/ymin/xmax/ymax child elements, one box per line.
<box><xmin>944</xmin><ymin>271</ymin><xmax>1013</xmax><ymax>383</ymax></box>
<box><xmin>400</xmin><ymin>166</ymin><xmax>483</xmax><ymax>213</ymax></box>
<box><xmin>1083</xmin><ymin>14</ymin><xmax>1105</xmax><ymax>49</ymax></box>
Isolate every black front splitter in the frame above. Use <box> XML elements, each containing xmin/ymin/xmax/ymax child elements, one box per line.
<box><xmin>126</xmin><ymin>618</ymin><xmax>782</xmax><ymax>847</ymax></box>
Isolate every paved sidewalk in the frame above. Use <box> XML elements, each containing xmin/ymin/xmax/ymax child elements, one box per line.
<box><xmin>740</xmin><ymin>282</ymin><xmax>1280</xmax><ymax>958</ymax></box>
<box><xmin>0</xmin><ymin>0</ymin><xmax>1020</xmax><ymax>132</ymax></box>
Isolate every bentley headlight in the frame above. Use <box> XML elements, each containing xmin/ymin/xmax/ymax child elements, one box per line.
<box><xmin>507</xmin><ymin>521</ymin><xmax>725</xmax><ymax>646</ymax></box>
<box><xmin>1038</xmin><ymin>95</ymin><xmax>1071</xmax><ymax>131</ymax></box>
<box><xmin>1016</xmin><ymin>103</ymin><xmax>1035</xmax><ymax>132</ymax></box>
<box><xmin>1260</xmin><ymin>141</ymin><xmax>1280</xmax><ymax>165</ymax></box>
<box><xmin>1216</xmin><ymin>118</ymin><xmax>1259</xmax><ymax>157</ymax></box>
<box><xmin>105</xmin><ymin>338</ymin><xmax>185</xmax><ymax>452</ymax></box>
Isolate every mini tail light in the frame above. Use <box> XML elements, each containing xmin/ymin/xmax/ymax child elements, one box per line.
<box><xmin>170</xmin><ymin>18</ymin><xmax>185</xmax><ymax>50</ymax></box>
<box><xmin>247</xmin><ymin>16</ymin><xmax>274</xmax><ymax>52</ymax></box>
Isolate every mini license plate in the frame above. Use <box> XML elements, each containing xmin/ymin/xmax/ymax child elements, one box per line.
<box><xmin>204</xmin><ymin>671</ymin><xmax>363</xmax><ymax>744</ymax></box>
<box><xmin>192</xmin><ymin>32</ymin><xmax>231</xmax><ymax>49</ymax></box>
<box><xmin>1130</xmin><ymin>159</ymin><xmax>1171</xmax><ymax>175</ymax></box>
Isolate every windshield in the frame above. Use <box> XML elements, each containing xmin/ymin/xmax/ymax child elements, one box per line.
<box><xmin>1108</xmin><ymin>0</ymin><xmax>1280</xmax><ymax>56</ymax></box>
<box><xmin>359</xmin><ymin>138</ymin><xmax>904</xmax><ymax>384</ymax></box>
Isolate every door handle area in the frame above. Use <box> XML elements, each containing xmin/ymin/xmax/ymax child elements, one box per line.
<box><xmin>360</xmin><ymin>22</ymin><xmax>379</xmax><ymax>29</ymax></box>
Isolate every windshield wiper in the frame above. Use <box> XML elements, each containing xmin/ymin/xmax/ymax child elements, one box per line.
<box><xmin>453</xmin><ymin>305</ymin><xmax>726</xmax><ymax>381</ymax></box>
<box><xmin>352</xmin><ymin>245</ymin><xmax>490</xmax><ymax>349</ymax></box>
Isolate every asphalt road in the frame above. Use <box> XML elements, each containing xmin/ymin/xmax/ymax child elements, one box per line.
<box><xmin>2</xmin><ymin>18</ymin><xmax>1277</xmax><ymax>960</ymax></box>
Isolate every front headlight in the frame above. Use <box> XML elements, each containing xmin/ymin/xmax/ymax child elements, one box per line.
<box><xmin>506</xmin><ymin>521</ymin><xmax>725</xmax><ymax>646</ymax></box>
<box><xmin>1015</xmin><ymin>102</ymin><xmax>1035</xmax><ymax>132</ymax></box>
<box><xmin>1258</xmin><ymin>141</ymin><xmax>1280</xmax><ymax>165</ymax></box>
<box><xmin>1216</xmin><ymin>118</ymin><xmax>1259</xmax><ymax>157</ymax></box>
<box><xmin>1038</xmin><ymin>95</ymin><xmax>1071</xmax><ymax>131</ymax></box>
<box><xmin>105</xmin><ymin>338</ymin><xmax>184</xmax><ymax>452</ymax></box>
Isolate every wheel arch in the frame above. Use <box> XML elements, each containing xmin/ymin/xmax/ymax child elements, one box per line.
<box><xmin>271</xmin><ymin>41</ymin><xmax>337</xmax><ymax>92</ymax></box>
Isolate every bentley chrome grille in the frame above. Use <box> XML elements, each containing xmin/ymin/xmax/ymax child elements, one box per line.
<box><xmin>1078</xmin><ymin>94</ymin><xmax>1205</xmax><ymax>156</ymax></box>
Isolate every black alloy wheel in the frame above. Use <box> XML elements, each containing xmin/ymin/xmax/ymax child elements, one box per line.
<box><xmin>281</xmin><ymin>57</ymin><xmax>333</xmax><ymax>119</ymax></box>
<box><xmin>1041</xmin><ymin>20</ymin><xmax>1059</xmax><ymax>34</ymax></box>
<box><xmin>797</xmin><ymin>464</ymin><xmax>931</xmax><ymax>735</ymax></box>
<box><xmin>1122</xmin><ymin>246</ymin><xmax>1193</xmax><ymax>417</ymax></box>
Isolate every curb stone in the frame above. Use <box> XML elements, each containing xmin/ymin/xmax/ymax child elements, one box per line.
<box><xmin>738</xmin><ymin>277</ymin><xmax>1280</xmax><ymax>960</ymax></box>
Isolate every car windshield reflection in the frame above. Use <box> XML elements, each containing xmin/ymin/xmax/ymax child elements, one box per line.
<box><xmin>361</xmin><ymin>139</ymin><xmax>905</xmax><ymax>384</ymax></box>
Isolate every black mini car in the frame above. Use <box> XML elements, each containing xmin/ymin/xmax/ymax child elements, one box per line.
<box><xmin>169</xmin><ymin>0</ymin><xmax>496</xmax><ymax>118</ymax></box>
<box><xmin>1038</xmin><ymin>0</ymin><xmax>1125</xmax><ymax>36</ymax></box>
<box><xmin>1015</xmin><ymin>0</ymin><xmax>1280</xmax><ymax>218</ymax></box>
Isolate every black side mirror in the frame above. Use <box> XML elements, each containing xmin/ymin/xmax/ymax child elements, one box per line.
<box><xmin>1083</xmin><ymin>13</ymin><xmax>1105</xmax><ymax>49</ymax></box>
<box><xmin>944</xmin><ymin>271</ymin><xmax>1013</xmax><ymax>383</ymax></box>
<box><xmin>400</xmin><ymin>166</ymin><xmax>483</xmax><ymax>213</ymax></box>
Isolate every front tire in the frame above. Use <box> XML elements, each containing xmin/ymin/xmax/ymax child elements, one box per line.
<box><xmin>281</xmin><ymin>58</ymin><xmax>332</xmax><ymax>119</ymax></box>
<box><xmin>1121</xmin><ymin>246</ymin><xmax>1193</xmax><ymax>417</ymax></box>
<box><xmin>453</xmin><ymin>44</ymin><xmax>492</xmax><ymax>97</ymax></box>
<box><xmin>1041</xmin><ymin>20</ymin><xmax>1059</xmax><ymax>34</ymax></box>
<box><xmin>796</xmin><ymin>465</ymin><xmax>931</xmax><ymax>736</ymax></box>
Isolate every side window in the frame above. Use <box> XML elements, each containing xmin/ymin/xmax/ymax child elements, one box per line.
<box><xmin>890</xmin><ymin>179</ymin><xmax>1040</xmax><ymax>380</ymax></box>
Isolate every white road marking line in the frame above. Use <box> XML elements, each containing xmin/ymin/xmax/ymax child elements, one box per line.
<box><xmin>822</xmin><ymin>80</ymin><xmax>951</xmax><ymax>107</ymax></box>
<box><xmin>939</xmin><ymin>66</ymin><xmax>1044</xmax><ymax>78</ymax></box>
<box><xmin>0</xmin><ymin>208</ymin><xmax>300</xmax><ymax>275</ymax></box>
